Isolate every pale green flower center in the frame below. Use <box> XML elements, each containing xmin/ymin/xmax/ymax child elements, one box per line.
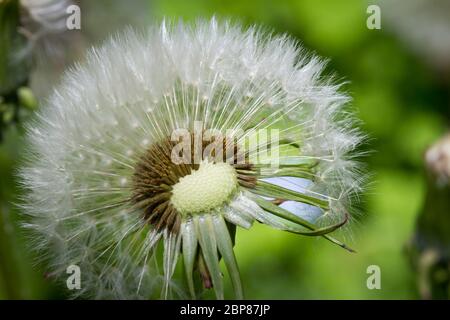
<box><xmin>171</xmin><ymin>160</ymin><xmax>238</xmax><ymax>215</ymax></box>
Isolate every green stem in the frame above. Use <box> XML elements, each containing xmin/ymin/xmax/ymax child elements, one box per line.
<box><xmin>0</xmin><ymin>0</ymin><xmax>28</xmax><ymax>95</ymax></box>
<box><xmin>0</xmin><ymin>204</ymin><xmax>22</xmax><ymax>298</ymax></box>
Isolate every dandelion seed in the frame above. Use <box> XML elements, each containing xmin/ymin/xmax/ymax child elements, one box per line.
<box><xmin>19</xmin><ymin>19</ymin><xmax>365</xmax><ymax>299</ymax></box>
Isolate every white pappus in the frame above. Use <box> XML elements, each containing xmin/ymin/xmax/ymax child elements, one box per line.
<box><xmin>19</xmin><ymin>18</ymin><xmax>366</xmax><ymax>299</ymax></box>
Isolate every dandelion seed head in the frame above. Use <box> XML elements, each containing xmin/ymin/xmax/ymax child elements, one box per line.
<box><xmin>19</xmin><ymin>18</ymin><xmax>366</xmax><ymax>299</ymax></box>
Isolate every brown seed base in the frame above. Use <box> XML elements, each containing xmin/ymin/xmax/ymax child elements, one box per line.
<box><xmin>131</xmin><ymin>134</ymin><xmax>256</xmax><ymax>234</ymax></box>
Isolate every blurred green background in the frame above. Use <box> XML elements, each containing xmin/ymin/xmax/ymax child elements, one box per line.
<box><xmin>1</xmin><ymin>0</ymin><xmax>449</xmax><ymax>299</ymax></box>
